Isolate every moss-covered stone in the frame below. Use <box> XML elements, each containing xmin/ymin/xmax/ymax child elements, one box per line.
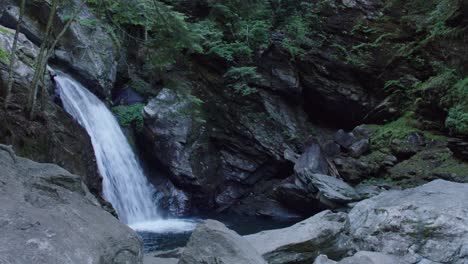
<box><xmin>388</xmin><ymin>148</ymin><xmax>468</xmax><ymax>183</ymax></box>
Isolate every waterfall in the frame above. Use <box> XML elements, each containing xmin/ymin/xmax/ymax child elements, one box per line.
<box><xmin>56</xmin><ymin>72</ymin><xmax>196</xmax><ymax>234</ymax></box>
<box><xmin>55</xmin><ymin>72</ymin><xmax>159</xmax><ymax>224</ymax></box>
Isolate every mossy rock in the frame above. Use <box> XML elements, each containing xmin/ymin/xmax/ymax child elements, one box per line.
<box><xmin>388</xmin><ymin>148</ymin><xmax>468</xmax><ymax>184</ymax></box>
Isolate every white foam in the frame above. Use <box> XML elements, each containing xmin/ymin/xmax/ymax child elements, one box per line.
<box><xmin>129</xmin><ymin>219</ymin><xmax>198</xmax><ymax>233</ymax></box>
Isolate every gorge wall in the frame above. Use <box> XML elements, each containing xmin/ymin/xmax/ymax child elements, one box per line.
<box><xmin>0</xmin><ymin>0</ymin><xmax>467</xmax><ymax>219</ymax></box>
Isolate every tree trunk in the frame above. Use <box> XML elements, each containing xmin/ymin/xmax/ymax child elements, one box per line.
<box><xmin>28</xmin><ymin>0</ymin><xmax>87</xmax><ymax>119</ymax></box>
<box><xmin>27</xmin><ymin>0</ymin><xmax>58</xmax><ymax>119</ymax></box>
<box><xmin>3</xmin><ymin>0</ymin><xmax>26</xmax><ymax>110</ymax></box>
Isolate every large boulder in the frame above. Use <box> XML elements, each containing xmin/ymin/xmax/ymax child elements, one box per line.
<box><xmin>349</xmin><ymin>180</ymin><xmax>468</xmax><ymax>264</ymax></box>
<box><xmin>142</xmin><ymin>80</ymin><xmax>309</xmax><ymax>213</ymax></box>
<box><xmin>179</xmin><ymin>220</ymin><xmax>267</xmax><ymax>264</ymax></box>
<box><xmin>0</xmin><ymin>145</ymin><xmax>143</xmax><ymax>264</ymax></box>
<box><xmin>245</xmin><ymin>211</ymin><xmax>352</xmax><ymax>264</ymax></box>
<box><xmin>294</xmin><ymin>142</ymin><xmax>329</xmax><ymax>185</ymax></box>
<box><xmin>309</xmin><ymin>174</ymin><xmax>360</xmax><ymax>207</ymax></box>
<box><xmin>314</xmin><ymin>251</ymin><xmax>403</xmax><ymax>264</ymax></box>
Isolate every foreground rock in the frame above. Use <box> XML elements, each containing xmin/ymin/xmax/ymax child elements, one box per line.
<box><xmin>0</xmin><ymin>145</ymin><xmax>143</xmax><ymax>264</ymax></box>
<box><xmin>314</xmin><ymin>251</ymin><xmax>402</xmax><ymax>264</ymax></box>
<box><xmin>349</xmin><ymin>180</ymin><xmax>468</xmax><ymax>264</ymax></box>
<box><xmin>246</xmin><ymin>180</ymin><xmax>468</xmax><ymax>264</ymax></box>
<box><xmin>245</xmin><ymin>211</ymin><xmax>352</xmax><ymax>264</ymax></box>
<box><xmin>179</xmin><ymin>220</ymin><xmax>266</xmax><ymax>264</ymax></box>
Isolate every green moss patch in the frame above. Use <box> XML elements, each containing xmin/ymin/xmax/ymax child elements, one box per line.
<box><xmin>368</xmin><ymin>112</ymin><xmax>444</xmax><ymax>148</ymax></box>
<box><xmin>389</xmin><ymin>148</ymin><xmax>468</xmax><ymax>181</ymax></box>
<box><xmin>0</xmin><ymin>47</ymin><xmax>10</xmax><ymax>63</ymax></box>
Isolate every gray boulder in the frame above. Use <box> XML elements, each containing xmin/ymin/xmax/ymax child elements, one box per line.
<box><xmin>334</xmin><ymin>130</ymin><xmax>358</xmax><ymax>150</ymax></box>
<box><xmin>314</xmin><ymin>251</ymin><xmax>404</xmax><ymax>264</ymax></box>
<box><xmin>349</xmin><ymin>139</ymin><xmax>369</xmax><ymax>158</ymax></box>
<box><xmin>309</xmin><ymin>174</ymin><xmax>360</xmax><ymax>206</ymax></box>
<box><xmin>349</xmin><ymin>180</ymin><xmax>468</xmax><ymax>264</ymax></box>
<box><xmin>178</xmin><ymin>220</ymin><xmax>267</xmax><ymax>264</ymax></box>
<box><xmin>245</xmin><ymin>211</ymin><xmax>352</xmax><ymax>264</ymax></box>
<box><xmin>294</xmin><ymin>142</ymin><xmax>329</xmax><ymax>186</ymax></box>
<box><xmin>143</xmin><ymin>88</ymin><xmax>197</xmax><ymax>188</ymax></box>
<box><xmin>0</xmin><ymin>145</ymin><xmax>143</xmax><ymax>264</ymax></box>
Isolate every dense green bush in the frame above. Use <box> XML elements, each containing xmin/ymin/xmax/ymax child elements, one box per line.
<box><xmin>112</xmin><ymin>103</ymin><xmax>145</xmax><ymax>131</ymax></box>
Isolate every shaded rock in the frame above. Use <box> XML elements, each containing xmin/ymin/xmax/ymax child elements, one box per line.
<box><xmin>245</xmin><ymin>211</ymin><xmax>352</xmax><ymax>264</ymax></box>
<box><xmin>272</xmin><ymin>177</ymin><xmax>323</xmax><ymax>215</ymax></box>
<box><xmin>283</xmin><ymin>148</ymin><xmax>300</xmax><ymax>163</ymax></box>
<box><xmin>322</xmin><ymin>140</ymin><xmax>342</xmax><ymax>157</ymax></box>
<box><xmin>294</xmin><ymin>142</ymin><xmax>329</xmax><ymax>187</ymax></box>
<box><xmin>363</xmin><ymin>95</ymin><xmax>400</xmax><ymax>124</ymax></box>
<box><xmin>114</xmin><ymin>87</ymin><xmax>144</xmax><ymax>106</ymax></box>
<box><xmin>334</xmin><ymin>157</ymin><xmax>373</xmax><ymax>183</ymax></box>
<box><xmin>301</xmin><ymin>60</ymin><xmax>376</xmax><ymax>128</ymax></box>
<box><xmin>141</xmin><ymin>72</ymin><xmax>307</xmax><ymax>213</ymax></box>
<box><xmin>179</xmin><ymin>220</ymin><xmax>267</xmax><ymax>264</ymax></box>
<box><xmin>448</xmin><ymin>138</ymin><xmax>468</xmax><ymax>161</ymax></box>
<box><xmin>155</xmin><ymin>180</ymin><xmax>191</xmax><ymax>217</ymax></box>
<box><xmin>0</xmin><ymin>145</ymin><xmax>142</xmax><ymax>264</ymax></box>
<box><xmin>349</xmin><ymin>139</ymin><xmax>370</xmax><ymax>158</ymax></box>
<box><xmin>390</xmin><ymin>132</ymin><xmax>426</xmax><ymax>160</ymax></box>
<box><xmin>143</xmin><ymin>88</ymin><xmax>197</xmax><ymax>187</ymax></box>
<box><xmin>349</xmin><ymin>180</ymin><xmax>468</xmax><ymax>264</ymax></box>
<box><xmin>309</xmin><ymin>174</ymin><xmax>360</xmax><ymax>206</ymax></box>
<box><xmin>227</xmin><ymin>179</ymin><xmax>302</xmax><ymax>219</ymax></box>
<box><xmin>334</xmin><ymin>130</ymin><xmax>358</xmax><ymax>150</ymax></box>
<box><xmin>351</xmin><ymin>125</ymin><xmax>374</xmax><ymax>139</ymax></box>
<box><xmin>256</xmin><ymin>44</ymin><xmax>302</xmax><ymax>98</ymax></box>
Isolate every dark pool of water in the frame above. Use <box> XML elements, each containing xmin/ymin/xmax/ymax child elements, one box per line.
<box><xmin>138</xmin><ymin>214</ymin><xmax>301</xmax><ymax>253</ymax></box>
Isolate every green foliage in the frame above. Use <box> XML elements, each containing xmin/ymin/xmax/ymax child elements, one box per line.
<box><xmin>0</xmin><ymin>48</ymin><xmax>9</xmax><ymax>63</ymax></box>
<box><xmin>446</xmin><ymin>105</ymin><xmax>468</xmax><ymax>135</ymax></box>
<box><xmin>384</xmin><ymin>79</ymin><xmax>405</xmax><ymax>92</ymax></box>
<box><xmin>388</xmin><ymin>0</ymin><xmax>464</xmax><ymax>57</ymax></box>
<box><xmin>224</xmin><ymin>66</ymin><xmax>262</xmax><ymax>96</ymax></box>
<box><xmin>87</xmin><ymin>0</ymin><xmax>202</xmax><ymax>69</ymax></box>
<box><xmin>413</xmin><ymin>69</ymin><xmax>467</xmax><ymax>135</ymax></box>
<box><xmin>445</xmin><ymin>77</ymin><xmax>468</xmax><ymax>134</ymax></box>
<box><xmin>112</xmin><ymin>103</ymin><xmax>145</xmax><ymax>131</ymax></box>
<box><xmin>77</xmin><ymin>18</ymin><xmax>100</xmax><ymax>28</ymax></box>
<box><xmin>0</xmin><ymin>27</ymin><xmax>13</xmax><ymax>35</ymax></box>
<box><xmin>129</xmin><ymin>77</ymin><xmax>157</xmax><ymax>97</ymax></box>
<box><xmin>281</xmin><ymin>15</ymin><xmax>311</xmax><ymax>58</ymax></box>
<box><xmin>370</xmin><ymin>112</ymin><xmax>443</xmax><ymax>147</ymax></box>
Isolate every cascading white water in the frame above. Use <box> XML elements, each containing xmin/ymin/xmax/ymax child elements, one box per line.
<box><xmin>56</xmin><ymin>73</ymin><xmax>158</xmax><ymax>224</ymax></box>
<box><xmin>55</xmin><ymin>72</ymin><xmax>196</xmax><ymax>233</ymax></box>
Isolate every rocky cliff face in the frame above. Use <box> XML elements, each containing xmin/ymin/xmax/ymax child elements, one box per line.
<box><xmin>0</xmin><ymin>0</ymin><xmax>466</xmax><ymax>220</ymax></box>
<box><xmin>0</xmin><ymin>145</ymin><xmax>143</xmax><ymax>264</ymax></box>
<box><xmin>0</xmin><ymin>24</ymin><xmax>102</xmax><ymax>195</ymax></box>
<box><xmin>0</xmin><ymin>0</ymin><xmax>118</xmax><ymax>98</ymax></box>
<box><xmin>137</xmin><ymin>0</ymin><xmax>468</xmax><ymax>216</ymax></box>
